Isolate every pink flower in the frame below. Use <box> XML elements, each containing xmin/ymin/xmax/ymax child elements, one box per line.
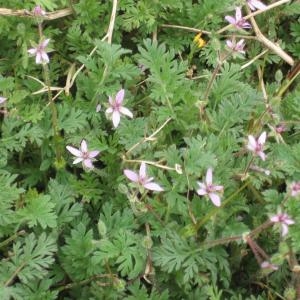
<box><xmin>105</xmin><ymin>89</ymin><xmax>133</xmax><ymax>128</ymax></box>
<box><xmin>124</xmin><ymin>162</ymin><xmax>164</xmax><ymax>192</ymax></box>
<box><xmin>275</xmin><ymin>124</ymin><xmax>287</xmax><ymax>134</ymax></box>
<box><xmin>226</xmin><ymin>39</ymin><xmax>246</xmax><ymax>54</ymax></box>
<box><xmin>33</xmin><ymin>5</ymin><xmax>46</xmax><ymax>16</ymax></box>
<box><xmin>290</xmin><ymin>182</ymin><xmax>300</xmax><ymax>197</ymax></box>
<box><xmin>247</xmin><ymin>132</ymin><xmax>267</xmax><ymax>160</ymax></box>
<box><xmin>0</xmin><ymin>97</ymin><xmax>7</xmax><ymax>105</ymax></box>
<box><xmin>28</xmin><ymin>39</ymin><xmax>50</xmax><ymax>64</ymax></box>
<box><xmin>196</xmin><ymin>168</ymin><xmax>224</xmax><ymax>207</ymax></box>
<box><xmin>261</xmin><ymin>261</ymin><xmax>278</xmax><ymax>271</ymax></box>
<box><xmin>247</xmin><ymin>0</ymin><xmax>267</xmax><ymax>11</ymax></box>
<box><xmin>225</xmin><ymin>7</ymin><xmax>251</xmax><ymax>29</ymax></box>
<box><xmin>66</xmin><ymin>140</ymin><xmax>100</xmax><ymax>169</ymax></box>
<box><xmin>270</xmin><ymin>213</ymin><xmax>294</xmax><ymax>236</ymax></box>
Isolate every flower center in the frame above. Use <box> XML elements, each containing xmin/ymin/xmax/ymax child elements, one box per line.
<box><xmin>82</xmin><ymin>152</ymin><xmax>89</xmax><ymax>159</ymax></box>
<box><xmin>113</xmin><ymin>101</ymin><xmax>121</xmax><ymax>111</ymax></box>
<box><xmin>255</xmin><ymin>143</ymin><xmax>263</xmax><ymax>152</ymax></box>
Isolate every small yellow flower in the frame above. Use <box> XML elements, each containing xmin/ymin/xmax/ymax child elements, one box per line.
<box><xmin>193</xmin><ymin>33</ymin><xmax>206</xmax><ymax>48</ymax></box>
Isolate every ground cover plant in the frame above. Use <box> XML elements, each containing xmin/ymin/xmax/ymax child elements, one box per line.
<box><xmin>0</xmin><ymin>0</ymin><xmax>299</xmax><ymax>299</ymax></box>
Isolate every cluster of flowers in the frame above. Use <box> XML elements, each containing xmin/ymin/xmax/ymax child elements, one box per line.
<box><xmin>26</xmin><ymin>3</ymin><xmax>298</xmax><ymax>272</ymax></box>
<box><xmin>225</xmin><ymin>0</ymin><xmax>266</xmax><ymax>54</ymax></box>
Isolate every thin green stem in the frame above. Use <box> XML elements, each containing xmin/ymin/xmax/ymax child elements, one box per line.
<box><xmin>0</xmin><ymin>230</ymin><xmax>26</xmax><ymax>249</ymax></box>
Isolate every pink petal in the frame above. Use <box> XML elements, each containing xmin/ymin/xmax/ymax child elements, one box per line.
<box><xmin>247</xmin><ymin>135</ymin><xmax>257</xmax><ymax>151</ymax></box>
<box><xmin>139</xmin><ymin>162</ymin><xmax>147</xmax><ymax>178</ymax></box>
<box><xmin>214</xmin><ymin>185</ymin><xmax>223</xmax><ymax>191</ymax></box>
<box><xmin>197</xmin><ymin>188</ymin><xmax>207</xmax><ymax>196</ymax></box>
<box><xmin>197</xmin><ymin>182</ymin><xmax>206</xmax><ymax>190</ymax></box>
<box><xmin>41</xmin><ymin>39</ymin><xmax>50</xmax><ymax>48</ymax></box>
<box><xmin>119</xmin><ymin>106</ymin><xmax>133</xmax><ymax>118</ymax></box>
<box><xmin>66</xmin><ymin>145</ymin><xmax>82</xmax><ymax>157</ymax></box>
<box><xmin>270</xmin><ymin>215</ymin><xmax>279</xmax><ymax>222</ymax></box>
<box><xmin>73</xmin><ymin>157</ymin><xmax>84</xmax><ymax>164</ymax></box>
<box><xmin>247</xmin><ymin>2</ymin><xmax>255</xmax><ymax>10</ymax></box>
<box><xmin>209</xmin><ymin>193</ymin><xmax>221</xmax><ymax>207</ymax></box>
<box><xmin>258</xmin><ymin>131</ymin><xmax>267</xmax><ymax>144</ymax></box>
<box><xmin>281</xmin><ymin>224</ymin><xmax>288</xmax><ymax>236</ymax></box>
<box><xmin>41</xmin><ymin>52</ymin><xmax>49</xmax><ymax>63</ymax></box>
<box><xmin>89</xmin><ymin>150</ymin><xmax>100</xmax><ymax>158</ymax></box>
<box><xmin>108</xmin><ymin>96</ymin><xmax>114</xmax><ymax>105</ymax></box>
<box><xmin>81</xmin><ymin>140</ymin><xmax>88</xmax><ymax>152</ymax></box>
<box><xmin>236</xmin><ymin>7</ymin><xmax>242</xmax><ymax>20</ymax></box>
<box><xmin>28</xmin><ymin>48</ymin><xmax>37</xmax><ymax>55</ymax></box>
<box><xmin>225</xmin><ymin>16</ymin><xmax>236</xmax><ymax>25</ymax></box>
<box><xmin>106</xmin><ymin>107</ymin><xmax>113</xmax><ymax>114</ymax></box>
<box><xmin>83</xmin><ymin>159</ymin><xmax>94</xmax><ymax>169</ymax></box>
<box><xmin>112</xmin><ymin>111</ymin><xmax>120</xmax><ymax>128</ymax></box>
<box><xmin>143</xmin><ymin>182</ymin><xmax>164</xmax><ymax>192</ymax></box>
<box><xmin>36</xmin><ymin>52</ymin><xmax>42</xmax><ymax>64</ymax></box>
<box><xmin>124</xmin><ymin>170</ymin><xmax>139</xmax><ymax>182</ymax></box>
<box><xmin>115</xmin><ymin>89</ymin><xmax>125</xmax><ymax>105</ymax></box>
<box><xmin>206</xmin><ymin>168</ymin><xmax>213</xmax><ymax>185</ymax></box>
<box><xmin>249</xmin><ymin>0</ymin><xmax>267</xmax><ymax>10</ymax></box>
<box><xmin>257</xmin><ymin>151</ymin><xmax>266</xmax><ymax>161</ymax></box>
<box><xmin>285</xmin><ymin>219</ymin><xmax>295</xmax><ymax>225</ymax></box>
<box><xmin>237</xmin><ymin>39</ymin><xmax>245</xmax><ymax>47</ymax></box>
<box><xmin>226</xmin><ymin>40</ymin><xmax>233</xmax><ymax>48</ymax></box>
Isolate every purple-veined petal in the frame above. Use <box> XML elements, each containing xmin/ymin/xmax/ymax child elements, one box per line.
<box><xmin>209</xmin><ymin>193</ymin><xmax>221</xmax><ymax>207</ymax></box>
<box><xmin>112</xmin><ymin>111</ymin><xmax>121</xmax><ymax>128</ymax></box>
<box><xmin>139</xmin><ymin>162</ymin><xmax>147</xmax><ymax>179</ymax></box>
<box><xmin>206</xmin><ymin>168</ymin><xmax>213</xmax><ymax>185</ymax></box>
<box><xmin>197</xmin><ymin>188</ymin><xmax>207</xmax><ymax>196</ymax></box>
<box><xmin>73</xmin><ymin>157</ymin><xmax>84</xmax><ymax>164</ymax></box>
<box><xmin>257</xmin><ymin>151</ymin><xmax>266</xmax><ymax>161</ymax></box>
<box><xmin>66</xmin><ymin>145</ymin><xmax>82</xmax><ymax>157</ymax></box>
<box><xmin>41</xmin><ymin>38</ymin><xmax>50</xmax><ymax>48</ymax></box>
<box><xmin>243</xmin><ymin>21</ymin><xmax>252</xmax><ymax>29</ymax></box>
<box><xmin>83</xmin><ymin>159</ymin><xmax>94</xmax><ymax>169</ymax></box>
<box><xmin>119</xmin><ymin>106</ymin><xmax>133</xmax><ymax>118</ymax></box>
<box><xmin>281</xmin><ymin>224</ymin><xmax>288</xmax><ymax>236</ymax></box>
<box><xmin>143</xmin><ymin>182</ymin><xmax>164</xmax><ymax>192</ymax></box>
<box><xmin>247</xmin><ymin>2</ymin><xmax>255</xmax><ymax>10</ymax></box>
<box><xmin>124</xmin><ymin>170</ymin><xmax>139</xmax><ymax>182</ymax></box>
<box><xmin>115</xmin><ymin>89</ymin><xmax>125</xmax><ymax>105</ymax></box>
<box><xmin>81</xmin><ymin>140</ymin><xmax>88</xmax><ymax>152</ymax></box>
<box><xmin>258</xmin><ymin>131</ymin><xmax>267</xmax><ymax>144</ymax></box>
<box><xmin>89</xmin><ymin>150</ymin><xmax>100</xmax><ymax>158</ymax></box>
<box><xmin>225</xmin><ymin>16</ymin><xmax>236</xmax><ymax>25</ymax></box>
<box><xmin>248</xmin><ymin>0</ymin><xmax>267</xmax><ymax>10</ymax></box>
<box><xmin>236</xmin><ymin>7</ymin><xmax>242</xmax><ymax>20</ymax></box>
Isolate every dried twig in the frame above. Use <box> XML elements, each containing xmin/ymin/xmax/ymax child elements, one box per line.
<box><xmin>0</xmin><ymin>7</ymin><xmax>73</xmax><ymax>20</ymax></box>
